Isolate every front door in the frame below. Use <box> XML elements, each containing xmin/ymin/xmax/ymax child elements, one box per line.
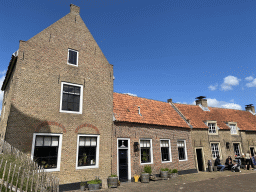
<box><xmin>196</xmin><ymin>149</ymin><xmax>204</xmax><ymax>171</ymax></box>
<box><xmin>250</xmin><ymin>147</ymin><xmax>255</xmax><ymax>156</ymax></box>
<box><xmin>118</xmin><ymin>139</ymin><xmax>130</xmax><ymax>182</ymax></box>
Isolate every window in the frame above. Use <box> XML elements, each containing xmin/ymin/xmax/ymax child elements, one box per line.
<box><xmin>177</xmin><ymin>140</ymin><xmax>187</xmax><ymax>161</ymax></box>
<box><xmin>211</xmin><ymin>143</ymin><xmax>220</xmax><ymax>159</ymax></box>
<box><xmin>76</xmin><ymin>135</ymin><xmax>100</xmax><ymax>169</ymax></box>
<box><xmin>67</xmin><ymin>49</ymin><xmax>78</xmax><ymax>66</ymax></box>
<box><xmin>31</xmin><ymin>133</ymin><xmax>62</xmax><ymax>172</ymax></box>
<box><xmin>160</xmin><ymin>140</ymin><xmax>171</xmax><ymax>162</ymax></box>
<box><xmin>233</xmin><ymin>143</ymin><xmax>241</xmax><ymax>156</ymax></box>
<box><xmin>140</xmin><ymin>139</ymin><xmax>153</xmax><ymax>164</ymax></box>
<box><xmin>60</xmin><ymin>82</ymin><xmax>83</xmax><ymax>114</ymax></box>
<box><xmin>230</xmin><ymin>124</ymin><xmax>237</xmax><ymax>134</ymax></box>
<box><xmin>208</xmin><ymin>123</ymin><xmax>216</xmax><ymax>134</ymax></box>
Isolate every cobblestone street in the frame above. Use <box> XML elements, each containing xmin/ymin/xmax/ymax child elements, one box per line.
<box><xmin>61</xmin><ymin>169</ymin><xmax>256</xmax><ymax>192</ymax></box>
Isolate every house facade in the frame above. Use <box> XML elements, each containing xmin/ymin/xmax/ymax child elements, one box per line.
<box><xmin>112</xmin><ymin>93</ymin><xmax>197</xmax><ymax>181</ymax></box>
<box><xmin>174</xmin><ymin>97</ymin><xmax>256</xmax><ymax>171</ymax></box>
<box><xmin>0</xmin><ymin>4</ymin><xmax>113</xmax><ymax>185</ymax></box>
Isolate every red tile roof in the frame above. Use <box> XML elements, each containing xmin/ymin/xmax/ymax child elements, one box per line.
<box><xmin>113</xmin><ymin>93</ymin><xmax>190</xmax><ymax>128</ymax></box>
<box><xmin>174</xmin><ymin>103</ymin><xmax>256</xmax><ymax>131</ymax></box>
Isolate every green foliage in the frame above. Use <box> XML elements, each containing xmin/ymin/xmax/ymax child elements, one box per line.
<box><xmin>161</xmin><ymin>168</ymin><xmax>169</xmax><ymax>171</ymax></box>
<box><xmin>109</xmin><ymin>174</ymin><xmax>118</xmax><ymax>177</ymax></box>
<box><xmin>168</xmin><ymin>169</ymin><xmax>172</xmax><ymax>173</ymax></box>
<box><xmin>172</xmin><ymin>169</ymin><xmax>178</xmax><ymax>173</ymax></box>
<box><xmin>80</xmin><ymin>181</ymin><xmax>86</xmax><ymax>186</ymax></box>
<box><xmin>143</xmin><ymin>165</ymin><xmax>152</xmax><ymax>174</ymax></box>
<box><xmin>142</xmin><ymin>151</ymin><xmax>148</xmax><ymax>162</ymax></box>
<box><xmin>87</xmin><ymin>179</ymin><xmax>102</xmax><ymax>184</ymax></box>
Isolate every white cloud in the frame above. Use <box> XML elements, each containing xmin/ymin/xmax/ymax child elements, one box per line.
<box><xmin>246</xmin><ymin>78</ymin><xmax>256</xmax><ymax>87</ymax></box>
<box><xmin>207</xmin><ymin>98</ymin><xmax>242</xmax><ymax>110</ymax></box>
<box><xmin>208</xmin><ymin>84</ymin><xmax>218</xmax><ymax>91</ymax></box>
<box><xmin>221</xmin><ymin>76</ymin><xmax>240</xmax><ymax>91</ymax></box>
<box><xmin>245</xmin><ymin>76</ymin><xmax>254</xmax><ymax>81</ymax></box>
<box><xmin>124</xmin><ymin>93</ymin><xmax>137</xmax><ymax>97</ymax></box>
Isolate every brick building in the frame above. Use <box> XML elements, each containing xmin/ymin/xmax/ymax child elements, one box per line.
<box><xmin>112</xmin><ymin>93</ymin><xmax>197</xmax><ymax>181</ymax></box>
<box><xmin>174</xmin><ymin>97</ymin><xmax>256</xmax><ymax>171</ymax></box>
<box><xmin>0</xmin><ymin>4</ymin><xmax>113</xmax><ymax>185</ymax></box>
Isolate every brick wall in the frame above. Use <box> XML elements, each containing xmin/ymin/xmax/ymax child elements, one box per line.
<box><xmin>2</xmin><ymin>5</ymin><xmax>113</xmax><ymax>184</ymax></box>
<box><xmin>113</xmin><ymin>122</ymin><xmax>196</xmax><ymax>178</ymax></box>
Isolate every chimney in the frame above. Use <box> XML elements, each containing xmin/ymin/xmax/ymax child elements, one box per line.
<box><xmin>195</xmin><ymin>96</ymin><xmax>207</xmax><ymax>108</ymax></box>
<box><xmin>167</xmin><ymin>99</ymin><xmax>172</xmax><ymax>103</ymax></box>
<box><xmin>245</xmin><ymin>104</ymin><xmax>255</xmax><ymax>113</ymax></box>
<box><xmin>70</xmin><ymin>4</ymin><xmax>80</xmax><ymax>15</ymax></box>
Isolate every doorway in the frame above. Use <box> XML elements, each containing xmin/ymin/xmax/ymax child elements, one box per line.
<box><xmin>250</xmin><ymin>147</ymin><xmax>255</xmax><ymax>156</ymax></box>
<box><xmin>117</xmin><ymin>138</ymin><xmax>131</xmax><ymax>182</ymax></box>
<box><xmin>196</xmin><ymin>148</ymin><xmax>204</xmax><ymax>171</ymax></box>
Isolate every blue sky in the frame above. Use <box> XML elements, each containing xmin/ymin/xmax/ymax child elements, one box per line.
<box><xmin>1</xmin><ymin>0</ymin><xmax>256</xmax><ymax>115</ymax></box>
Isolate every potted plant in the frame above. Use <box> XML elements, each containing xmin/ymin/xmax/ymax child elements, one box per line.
<box><xmin>83</xmin><ymin>153</ymin><xmax>87</xmax><ymax>165</ymax></box>
<box><xmin>78</xmin><ymin>159</ymin><xmax>83</xmax><ymax>166</ymax></box>
<box><xmin>171</xmin><ymin>169</ymin><xmax>178</xmax><ymax>178</ymax></box>
<box><xmin>141</xmin><ymin>165</ymin><xmax>152</xmax><ymax>183</ymax></box>
<box><xmin>80</xmin><ymin>181</ymin><xmax>86</xmax><ymax>191</ymax></box>
<box><xmin>168</xmin><ymin>169</ymin><xmax>172</xmax><ymax>178</ymax></box>
<box><xmin>108</xmin><ymin>174</ymin><xmax>118</xmax><ymax>188</ymax></box>
<box><xmin>87</xmin><ymin>178</ymin><xmax>101</xmax><ymax>191</ymax></box>
<box><xmin>160</xmin><ymin>168</ymin><xmax>169</xmax><ymax>180</ymax></box>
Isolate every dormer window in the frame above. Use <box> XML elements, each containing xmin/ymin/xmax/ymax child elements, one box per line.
<box><xmin>67</xmin><ymin>49</ymin><xmax>78</xmax><ymax>66</ymax></box>
<box><xmin>230</xmin><ymin>124</ymin><xmax>237</xmax><ymax>134</ymax></box>
<box><xmin>208</xmin><ymin>123</ymin><xmax>216</xmax><ymax>134</ymax></box>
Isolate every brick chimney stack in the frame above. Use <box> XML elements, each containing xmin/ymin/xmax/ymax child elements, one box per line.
<box><xmin>70</xmin><ymin>4</ymin><xmax>80</xmax><ymax>15</ymax></box>
<box><xmin>195</xmin><ymin>96</ymin><xmax>207</xmax><ymax>108</ymax></box>
<box><xmin>245</xmin><ymin>104</ymin><xmax>255</xmax><ymax>113</ymax></box>
<box><xmin>167</xmin><ymin>99</ymin><xmax>172</xmax><ymax>103</ymax></box>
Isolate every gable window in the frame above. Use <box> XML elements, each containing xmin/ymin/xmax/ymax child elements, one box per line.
<box><xmin>211</xmin><ymin>143</ymin><xmax>220</xmax><ymax>159</ymax></box>
<box><xmin>60</xmin><ymin>82</ymin><xmax>83</xmax><ymax>114</ymax></box>
<box><xmin>208</xmin><ymin>123</ymin><xmax>216</xmax><ymax>134</ymax></box>
<box><xmin>177</xmin><ymin>140</ymin><xmax>187</xmax><ymax>161</ymax></box>
<box><xmin>140</xmin><ymin>139</ymin><xmax>153</xmax><ymax>164</ymax></box>
<box><xmin>233</xmin><ymin>143</ymin><xmax>241</xmax><ymax>156</ymax></box>
<box><xmin>67</xmin><ymin>49</ymin><xmax>78</xmax><ymax>66</ymax></box>
<box><xmin>76</xmin><ymin>135</ymin><xmax>100</xmax><ymax>169</ymax></box>
<box><xmin>31</xmin><ymin>133</ymin><xmax>62</xmax><ymax>172</ymax></box>
<box><xmin>160</xmin><ymin>140</ymin><xmax>171</xmax><ymax>162</ymax></box>
<box><xmin>230</xmin><ymin>124</ymin><xmax>237</xmax><ymax>134</ymax></box>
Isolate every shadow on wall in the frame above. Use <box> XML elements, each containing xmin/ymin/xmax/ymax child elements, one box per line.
<box><xmin>4</xmin><ymin>104</ymin><xmax>65</xmax><ymax>154</ymax></box>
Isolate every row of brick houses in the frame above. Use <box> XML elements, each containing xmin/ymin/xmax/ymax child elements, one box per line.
<box><xmin>1</xmin><ymin>4</ymin><xmax>256</xmax><ymax>187</ymax></box>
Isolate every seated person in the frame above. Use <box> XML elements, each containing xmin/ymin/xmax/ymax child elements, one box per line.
<box><xmin>225</xmin><ymin>156</ymin><xmax>233</xmax><ymax>170</ymax></box>
<box><xmin>214</xmin><ymin>155</ymin><xmax>225</xmax><ymax>171</ymax></box>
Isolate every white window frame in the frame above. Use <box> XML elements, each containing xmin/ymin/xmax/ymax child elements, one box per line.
<box><xmin>67</xmin><ymin>48</ymin><xmax>79</xmax><ymax>66</ymax></box>
<box><xmin>140</xmin><ymin>139</ymin><xmax>153</xmax><ymax>165</ymax></box>
<box><xmin>228</xmin><ymin>122</ymin><xmax>238</xmax><ymax>135</ymax></box>
<box><xmin>233</xmin><ymin>143</ymin><xmax>241</xmax><ymax>156</ymax></box>
<box><xmin>76</xmin><ymin>134</ymin><xmax>100</xmax><ymax>170</ymax></box>
<box><xmin>177</xmin><ymin>140</ymin><xmax>188</xmax><ymax>161</ymax></box>
<box><xmin>160</xmin><ymin>139</ymin><xmax>172</xmax><ymax>163</ymax></box>
<box><xmin>207</xmin><ymin>121</ymin><xmax>218</xmax><ymax>135</ymax></box>
<box><xmin>210</xmin><ymin>142</ymin><xmax>221</xmax><ymax>160</ymax></box>
<box><xmin>59</xmin><ymin>82</ymin><xmax>83</xmax><ymax>114</ymax></box>
<box><xmin>31</xmin><ymin>133</ymin><xmax>63</xmax><ymax>172</ymax></box>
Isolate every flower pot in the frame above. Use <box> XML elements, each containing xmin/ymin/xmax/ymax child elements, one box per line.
<box><xmin>171</xmin><ymin>173</ymin><xmax>178</xmax><ymax>178</ymax></box>
<box><xmin>88</xmin><ymin>184</ymin><xmax>100</xmax><ymax>191</ymax></box>
<box><xmin>80</xmin><ymin>185</ymin><xmax>85</xmax><ymax>191</ymax></box>
<box><xmin>141</xmin><ymin>173</ymin><xmax>150</xmax><ymax>183</ymax></box>
<box><xmin>108</xmin><ymin>177</ymin><xmax>118</xmax><ymax>188</ymax></box>
<box><xmin>160</xmin><ymin>171</ymin><xmax>168</xmax><ymax>180</ymax></box>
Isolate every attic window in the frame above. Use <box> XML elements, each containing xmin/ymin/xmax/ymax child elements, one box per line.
<box><xmin>138</xmin><ymin>106</ymin><xmax>141</xmax><ymax>115</ymax></box>
<box><xmin>67</xmin><ymin>49</ymin><xmax>78</xmax><ymax>66</ymax></box>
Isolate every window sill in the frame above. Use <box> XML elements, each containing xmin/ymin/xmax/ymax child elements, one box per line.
<box><xmin>140</xmin><ymin>162</ymin><xmax>153</xmax><ymax>165</ymax></box>
<box><xmin>67</xmin><ymin>63</ymin><xmax>78</xmax><ymax>67</ymax></box>
<box><xmin>161</xmin><ymin>160</ymin><xmax>172</xmax><ymax>163</ymax></box>
<box><xmin>60</xmin><ymin>110</ymin><xmax>82</xmax><ymax>114</ymax></box>
<box><xmin>179</xmin><ymin>159</ymin><xmax>188</xmax><ymax>162</ymax></box>
<box><xmin>76</xmin><ymin>165</ymin><xmax>99</xmax><ymax>170</ymax></box>
<box><xmin>41</xmin><ymin>168</ymin><xmax>60</xmax><ymax>172</ymax></box>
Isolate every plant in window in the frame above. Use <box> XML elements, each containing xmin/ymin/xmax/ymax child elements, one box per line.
<box><xmin>78</xmin><ymin>159</ymin><xmax>83</xmax><ymax>166</ymax></box>
<box><xmin>83</xmin><ymin>153</ymin><xmax>87</xmax><ymax>165</ymax></box>
<box><xmin>142</xmin><ymin>151</ymin><xmax>148</xmax><ymax>162</ymax></box>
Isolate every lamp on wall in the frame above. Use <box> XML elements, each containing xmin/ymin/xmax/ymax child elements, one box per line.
<box><xmin>134</xmin><ymin>142</ymin><xmax>139</xmax><ymax>152</ymax></box>
<box><xmin>226</xmin><ymin>142</ymin><xmax>230</xmax><ymax>149</ymax></box>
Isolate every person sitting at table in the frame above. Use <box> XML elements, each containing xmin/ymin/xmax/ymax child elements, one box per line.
<box><xmin>225</xmin><ymin>156</ymin><xmax>233</xmax><ymax>170</ymax></box>
<box><xmin>215</xmin><ymin>155</ymin><xmax>225</xmax><ymax>171</ymax></box>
